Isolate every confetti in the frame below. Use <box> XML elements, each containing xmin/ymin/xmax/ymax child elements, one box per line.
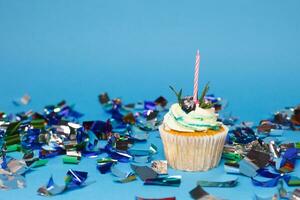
<box><xmin>63</xmin><ymin>156</ymin><xmax>80</xmax><ymax>164</ymax></box>
<box><xmin>111</xmin><ymin>164</ymin><xmax>136</xmax><ymax>183</ymax></box>
<box><xmin>197</xmin><ymin>178</ymin><xmax>238</xmax><ymax>187</ymax></box>
<box><xmin>1</xmin><ymin>90</ymin><xmax>300</xmax><ymax>199</ymax></box>
<box><xmin>12</xmin><ymin>94</ymin><xmax>31</xmax><ymax>106</ymax></box>
<box><xmin>151</xmin><ymin>160</ymin><xmax>168</xmax><ymax>175</ymax></box>
<box><xmin>189</xmin><ymin>185</ymin><xmax>219</xmax><ymax>200</ymax></box>
<box><xmin>144</xmin><ymin>175</ymin><xmax>181</xmax><ymax>187</ymax></box>
<box><xmin>131</xmin><ymin>164</ymin><xmax>158</xmax><ymax>181</ymax></box>
<box><xmin>37</xmin><ymin>169</ymin><xmax>88</xmax><ymax>196</ymax></box>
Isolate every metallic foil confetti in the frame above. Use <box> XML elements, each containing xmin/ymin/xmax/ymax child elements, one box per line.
<box><xmin>111</xmin><ymin>164</ymin><xmax>136</xmax><ymax>183</ymax></box>
<box><xmin>2</xmin><ymin>90</ymin><xmax>300</xmax><ymax>199</ymax></box>
<box><xmin>252</xmin><ymin>168</ymin><xmax>300</xmax><ymax>187</ymax></box>
<box><xmin>128</xmin><ymin>144</ymin><xmax>157</xmax><ymax>157</ymax></box>
<box><xmin>222</xmin><ymin>152</ymin><xmax>242</xmax><ymax>162</ymax></box>
<box><xmin>269</xmin><ymin>141</ymin><xmax>280</xmax><ymax>159</ymax></box>
<box><xmin>224</xmin><ymin>164</ymin><xmax>240</xmax><ymax>175</ymax></box>
<box><xmin>287</xmin><ymin>176</ymin><xmax>300</xmax><ymax>186</ymax></box>
<box><xmin>123</xmin><ymin>113</ymin><xmax>136</xmax><ymax>124</ymax></box>
<box><xmin>0</xmin><ymin>174</ymin><xmax>26</xmax><ymax>190</ymax></box>
<box><xmin>151</xmin><ymin>160</ymin><xmax>168</xmax><ymax>175</ymax></box>
<box><xmin>144</xmin><ymin>175</ymin><xmax>181</xmax><ymax>187</ymax></box>
<box><xmin>257</xmin><ymin>120</ymin><xmax>278</xmax><ymax>133</ymax></box>
<box><xmin>189</xmin><ymin>185</ymin><xmax>219</xmax><ymax>200</ymax></box>
<box><xmin>130</xmin><ymin>132</ymin><xmax>149</xmax><ymax>142</ymax></box>
<box><xmin>291</xmin><ymin>188</ymin><xmax>300</xmax><ymax>200</ymax></box>
<box><xmin>30</xmin><ymin>159</ymin><xmax>48</xmax><ymax>168</ymax></box>
<box><xmin>12</xmin><ymin>94</ymin><xmax>31</xmax><ymax>106</ymax></box>
<box><xmin>97</xmin><ymin>161</ymin><xmax>114</xmax><ymax>174</ymax></box>
<box><xmin>98</xmin><ymin>93</ymin><xmax>110</xmax><ymax>104</ymax></box>
<box><xmin>238</xmin><ymin>158</ymin><xmax>258</xmax><ymax>177</ymax></box>
<box><xmin>278</xmin><ymin>180</ymin><xmax>290</xmax><ymax>199</ymax></box>
<box><xmin>2</xmin><ymin>157</ymin><xmax>29</xmax><ymax>175</ymax></box>
<box><xmin>197</xmin><ymin>178</ymin><xmax>238</xmax><ymax>187</ymax></box>
<box><xmin>63</xmin><ymin>156</ymin><xmax>80</xmax><ymax>164</ymax></box>
<box><xmin>279</xmin><ymin>147</ymin><xmax>297</xmax><ymax>173</ymax></box>
<box><xmin>131</xmin><ymin>164</ymin><xmax>158</xmax><ymax>181</ymax></box>
<box><xmin>0</xmin><ymin>156</ymin><xmax>28</xmax><ymax>190</ymax></box>
<box><xmin>38</xmin><ymin>169</ymin><xmax>88</xmax><ymax>196</ymax></box>
<box><xmin>230</xmin><ymin>126</ymin><xmax>257</xmax><ymax>144</ymax></box>
<box><xmin>246</xmin><ymin>149</ymin><xmax>270</xmax><ymax>169</ymax></box>
<box><xmin>66</xmin><ymin>150</ymin><xmax>82</xmax><ymax>158</ymax></box>
<box><xmin>154</xmin><ymin>96</ymin><xmax>168</xmax><ymax>108</ymax></box>
<box><xmin>133</xmin><ymin>156</ymin><xmax>151</xmax><ymax>163</ymax></box>
<box><xmin>37</xmin><ymin>176</ymin><xmax>65</xmax><ymax>196</ymax></box>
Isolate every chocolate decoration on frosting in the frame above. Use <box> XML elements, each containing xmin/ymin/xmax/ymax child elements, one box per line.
<box><xmin>180</xmin><ymin>96</ymin><xmax>196</xmax><ymax>114</ymax></box>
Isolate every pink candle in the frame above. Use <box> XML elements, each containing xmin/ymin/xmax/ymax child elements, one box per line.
<box><xmin>193</xmin><ymin>49</ymin><xmax>200</xmax><ymax>103</ymax></box>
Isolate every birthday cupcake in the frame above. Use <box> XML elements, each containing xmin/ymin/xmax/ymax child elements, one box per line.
<box><xmin>159</xmin><ymin>51</ymin><xmax>228</xmax><ymax>171</ymax></box>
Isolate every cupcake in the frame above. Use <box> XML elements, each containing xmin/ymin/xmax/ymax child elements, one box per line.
<box><xmin>159</xmin><ymin>83</ymin><xmax>228</xmax><ymax>171</ymax></box>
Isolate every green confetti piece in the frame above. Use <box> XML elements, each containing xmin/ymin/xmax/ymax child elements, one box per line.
<box><xmin>6</xmin><ymin>121</ymin><xmax>21</xmax><ymax>135</ymax></box>
<box><xmin>222</xmin><ymin>153</ymin><xmax>242</xmax><ymax>162</ymax></box>
<box><xmin>64</xmin><ymin>174</ymin><xmax>72</xmax><ymax>184</ymax></box>
<box><xmin>63</xmin><ymin>156</ymin><xmax>79</xmax><ymax>164</ymax></box>
<box><xmin>295</xmin><ymin>142</ymin><xmax>300</xmax><ymax>149</ymax></box>
<box><xmin>6</xmin><ymin>144</ymin><xmax>21</xmax><ymax>152</ymax></box>
<box><xmin>288</xmin><ymin>176</ymin><xmax>300</xmax><ymax>186</ymax></box>
<box><xmin>5</xmin><ymin>134</ymin><xmax>20</xmax><ymax>146</ymax></box>
<box><xmin>31</xmin><ymin>159</ymin><xmax>48</xmax><ymax>168</ymax></box>
<box><xmin>30</xmin><ymin>119</ymin><xmax>46</xmax><ymax>129</ymax></box>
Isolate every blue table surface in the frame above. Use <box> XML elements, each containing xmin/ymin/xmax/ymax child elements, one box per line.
<box><xmin>0</xmin><ymin>1</ymin><xmax>300</xmax><ymax>199</ymax></box>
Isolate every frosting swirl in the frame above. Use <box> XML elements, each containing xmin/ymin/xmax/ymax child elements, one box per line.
<box><xmin>163</xmin><ymin>103</ymin><xmax>221</xmax><ymax>132</ymax></box>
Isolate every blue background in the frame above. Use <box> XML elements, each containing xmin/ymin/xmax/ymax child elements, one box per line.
<box><xmin>0</xmin><ymin>0</ymin><xmax>300</xmax><ymax>199</ymax></box>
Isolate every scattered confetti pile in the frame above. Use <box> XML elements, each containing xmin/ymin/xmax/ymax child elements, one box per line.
<box><xmin>0</xmin><ymin>92</ymin><xmax>299</xmax><ymax>199</ymax></box>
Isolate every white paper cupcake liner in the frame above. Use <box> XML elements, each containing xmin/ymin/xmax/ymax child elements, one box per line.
<box><xmin>159</xmin><ymin>125</ymin><xmax>228</xmax><ymax>171</ymax></box>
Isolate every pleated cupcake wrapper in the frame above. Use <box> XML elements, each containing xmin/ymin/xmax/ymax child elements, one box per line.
<box><xmin>159</xmin><ymin>125</ymin><xmax>228</xmax><ymax>172</ymax></box>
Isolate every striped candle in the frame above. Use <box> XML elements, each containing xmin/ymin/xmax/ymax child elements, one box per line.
<box><xmin>193</xmin><ymin>49</ymin><xmax>200</xmax><ymax>103</ymax></box>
